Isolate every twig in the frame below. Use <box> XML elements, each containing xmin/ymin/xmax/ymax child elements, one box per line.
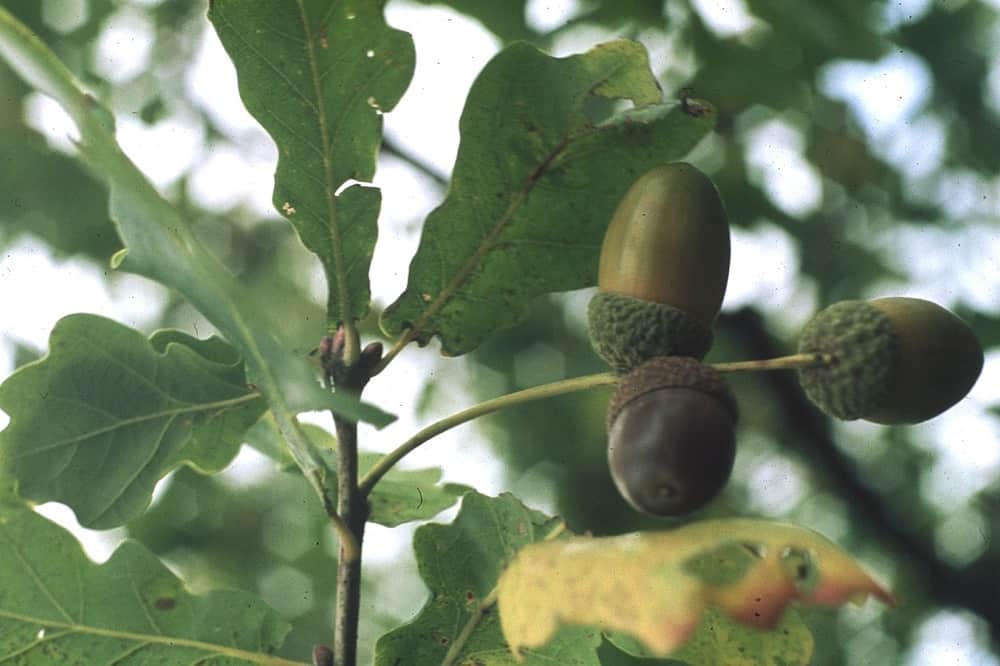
<box><xmin>312</xmin><ymin>470</ymin><xmax>359</xmax><ymax>564</ymax></box>
<box><xmin>358</xmin><ymin>373</ymin><xmax>618</xmax><ymax>495</ymax></box>
<box><xmin>712</xmin><ymin>352</ymin><xmax>831</xmax><ymax>373</ymax></box>
<box><xmin>382</xmin><ymin>136</ymin><xmax>449</xmax><ymax>188</ymax></box>
<box><xmin>361</xmin><ymin>352</ymin><xmax>831</xmax><ymax>495</ymax></box>
<box><xmin>331</xmin><ymin>411</ymin><xmax>365</xmax><ymax>666</ymax></box>
<box><xmin>320</xmin><ymin>331</ymin><xmax>381</xmax><ymax>666</ymax></box>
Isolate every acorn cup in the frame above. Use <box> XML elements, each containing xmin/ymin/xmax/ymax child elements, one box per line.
<box><xmin>797</xmin><ymin>297</ymin><xmax>984</xmax><ymax>424</ymax></box>
<box><xmin>607</xmin><ymin>356</ymin><xmax>738</xmax><ymax>517</ymax></box>
<box><xmin>588</xmin><ymin>162</ymin><xmax>731</xmax><ymax>374</ymax></box>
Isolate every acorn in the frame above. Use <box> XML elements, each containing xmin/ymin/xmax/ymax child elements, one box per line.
<box><xmin>588</xmin><ymin>162</ymin><xmax>731</xmax><ymax>374</ymax></box>
<box><xmin>797</xmin><ymin>297</ymin><xmax>983</xmax><ymax>424</ymax></box>
<box><xmin>607</xmin><ymin>356</ymin><xmax>738</xmax><ymax>517</ymax></box>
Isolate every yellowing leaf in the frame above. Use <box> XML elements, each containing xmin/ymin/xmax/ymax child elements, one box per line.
<box><xmin>607</xmin><ymin>606</ymin><xmax>814</xmax><ymax>666</ymax></box>
<box><xmin>497</xmin><ymin>519</ymin><xmax>893</xmax><ymax>659</ymax></box>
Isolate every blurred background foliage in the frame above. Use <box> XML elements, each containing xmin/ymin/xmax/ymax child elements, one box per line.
<box><xmin>1</xmin><ymin>0</ymin><xmax>999</xmax><ymax>663</ymax></box>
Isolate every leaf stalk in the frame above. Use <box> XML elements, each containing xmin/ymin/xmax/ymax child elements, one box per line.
<box><xmin>362</xmin><ymin>352</ymin><xmax>831</xmax><ymax>494</ymax></box>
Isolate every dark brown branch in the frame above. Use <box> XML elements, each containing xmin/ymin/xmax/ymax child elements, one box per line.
<box><xmin>319</xmin><ymin>331</ymin><xmax>381</xmax><ymax>666</ymax></box>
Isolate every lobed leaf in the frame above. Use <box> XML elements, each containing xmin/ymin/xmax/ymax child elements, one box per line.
<box><xmin>0</xmin><ymin>491</ymin><xmax>299</xmax><ymax>664</ymax></box>
<box><xmin>209</xmin><ymin>0</ymin><xmax>415</xmax><ymax>325</ymax></box>
<box><xmin>0</xmin><ymin>314</ymin><xmax>266</xmax><ymax>529</ymax></box>
<box><xmin>374</xmin><ymin>491</ymin><xmax>601</xmax><ymax>665</ymax></box>
<box><xmin>497</xmin><ymin>519</ymin><xmax>894</xmax><ymax>659</ymax></box>
<box><xmin>0</xmin><ymin>7</ymin><xmax>395</xmax><ymax>518</ymax></box>
<box><xmin>380</xmin><ymin>39</ymin><xmax>716</xmax><ymax>355</ymax></box>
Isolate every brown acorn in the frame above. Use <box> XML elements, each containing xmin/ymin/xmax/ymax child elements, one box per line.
<box><xmin>798</xmin><ymin>297</ymin><xmax>983</xmax><ymax>424</ymax></box>
<box><xmin>588</xmin><ymin>162</ymin><xmax>731</xmax><ymax>374</ymax></box>
<box><xmin>607</xmin><ymin>356</ymin><xmax>738</xmax><ymax>517</ymax></box>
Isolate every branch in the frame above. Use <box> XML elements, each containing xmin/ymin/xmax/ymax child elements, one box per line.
<box><xmin>359</xmin><ymin>372</ymin><xmax>617</xmax><ymax>495</ymax></box>
<box><xmin>331</xmin><ymin>410</ymin><xmax>365</xmax><ymax>666</ymax></box>
<box><xmin>381</xmin><ymin>136</ymin><xmax>449</xmax><ymax>188</ymax></box>
<box><xmin>361</xmin><ymin>351</ymin><xmax>831</xmax><ymax>496</ymax></box>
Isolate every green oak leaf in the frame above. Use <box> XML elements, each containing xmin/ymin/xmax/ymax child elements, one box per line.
<box><xmin>0</xmin><ymin>6</ymin><xmax>394</xmax><ymax>514</ymax></box>
<box><xmin>209</xmin><ymin>0</ymin><xmax>415</xmax><ymax>325</ymax></box>
<box><xmin>497</xmin><ymin>520</ymin><xmax>894</xmax><ymax>659</ymax></box>
<box><xmin>0</xmin><ymin>314</ymin><xmax>266</xmax><ymax>529</ymax></box>
<box><xmin>381</xmin><ymin>39</ymin><xmax>716</xmax><ymax>355</ymax></box>
<box><xmin>0</xmin><ymin>494</ymin><xmax>298</xmax><ymax>665</ymax></box>
<box><xmin>245</xmin><ymin>417</ymin><xmax>470</xmax><ymax>527</ymax></box>
<box><xmin>374</xmin><ymin>491</ymin><xmax>601</xmax><ymax>665</ymax></box>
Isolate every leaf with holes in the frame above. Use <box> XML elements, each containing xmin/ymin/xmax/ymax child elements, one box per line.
<box><xmin>380</xmin><ymin>39</ymin><xmax>716</xmax><ymax>355</ymax></box>
<box><xmin>0</xmin><ymin>314</ymin><xmax>267</xmax><ymax>529</ymax></box>
<box><xmin>209</xmin><ymin>0</ymin><xmax>414</xmax><ymax>325</ymax></box>
<box><xmin>497</xmin><ymin>520</ymin><xmax>894</xmax><ymax>659</ymax></box>
<box><xmin>374</xmin><ymin>491</ymin><xmax>601</xmax><ymax>665</ymax></box>
<box><xmin>0</xmin><ymin>491</ymin><xmax>296</xmax><ymax>664</ymax></box>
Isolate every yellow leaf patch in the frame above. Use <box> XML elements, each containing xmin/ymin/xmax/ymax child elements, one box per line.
<box><xmin>497</xmin><ymin>519</ymin><xmax>893</xmax><ymax>659</ymax></box>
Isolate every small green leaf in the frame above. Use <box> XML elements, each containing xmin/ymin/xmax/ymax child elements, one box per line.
<box><xmin>0</xmin><ymin>497</ymin><xmax>297</xmax><ymax>664</ymax></box>
<box><xmin>209</xmin><ymin>0</ymin><xmax>415</xmax><ymax>325</ymax></box>
<box><xmin>363</xmin><ymin>465</ymin><xmax>470</xmax><ymax>528</ymax></box>
<box><xmin>497</xmin><ymin>519</ymin><xmax>894</xmax><ymax>658</ymax></box>
<box><xmin>607</xmin><ymin>606</ymin><xmax>814</xmax><ymax>666</ymax></box>
<box><xmin>375</xmin><ymin>491</ymin><xmax>601</xmax><ymax>665</ymax></box>
<box><xmin>381</xmin><ymin>39</ymin><xmax>715</xmax><ymax>355</ymax></box>
<box><xmin>0</xmin><ymin>314</ymin><xmax>266</xmax><ymax>529</ymax></box>
<box><xmin>245</xmin><ymin>418</ymin><xmax>470</xmax><ymax>527</ymax></box>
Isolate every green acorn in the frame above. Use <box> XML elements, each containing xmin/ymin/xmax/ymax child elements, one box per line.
<box><xmin>588</xmin><ymin>162</ymin><xmax>731</xmax><ymax>374</ymax></box>
<box><xmin>607</xmin><ymin>356</ymin><xmax>738</xmax><ymax>517</ymax></box>
<box><xmin>797</xmin><ymin>297</ymin><xmax>983</xmax><ymax>424</ymax></box>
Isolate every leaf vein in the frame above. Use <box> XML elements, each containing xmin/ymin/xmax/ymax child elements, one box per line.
<box><xmin>0</xmin><ymin>523</ymin><xmax>75</xmax><ymax>623</ymax></box>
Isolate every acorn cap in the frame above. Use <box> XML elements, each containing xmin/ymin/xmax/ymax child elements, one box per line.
<box><xmin>608</xmin><ymin>356</ymin><xmax>737</xmax><ymax>431</ymax></box>
<box><xmin>588</xmin><ymin>291</ymin><xmax>713</xmax><ymax>375</ymax></box>
<box><xmin>798</xmin><ymin>298</ymin><xmax>983</xmax><ymax>424</ymax></box>
<box><xmin>797</xmin><ymin>300</ymin><xmax>895</xmax><ymax>421</ymax></box>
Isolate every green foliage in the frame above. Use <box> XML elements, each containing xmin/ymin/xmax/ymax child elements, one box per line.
<box><xmin>0</xmin><ymin>490</ymin><xmax>295</xmax><ymax>664</ymax></box>
<box><xmin>381</xmin><ymin>39</ymin><xmax>715</xmax><ymax>355</ymax></box>
<box><xmin>2</xmin><ymin>1</ymin><xmax>997</xmax><ymax>664</ymax></box>
<box><xmin>246</xmin><ymin>418</ymin><xmax>471</xmax><ymax>527</ymax></box>
<box><xmin>607</xmin><ymin>606</ymin><xmax>813</xmax><ymax>666</ymax></box>
<box><xmin>0</xmin><ymin>314</ymin><xmax>264</xmax><ymax>529</ymax></box>
<box><xmin>375</xmin><ymin>491</ymin><xmax>601</xmax><ymax>664</ymax></box>
<box><xmin>0</xmin><ymin>127</ymin><xmax>116</xmax><ymax>259</ymax></box>
<box><xmin>209</xmin><ymin>0</ymin><xmax>415</xmax><ymax>325</ymax></box>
